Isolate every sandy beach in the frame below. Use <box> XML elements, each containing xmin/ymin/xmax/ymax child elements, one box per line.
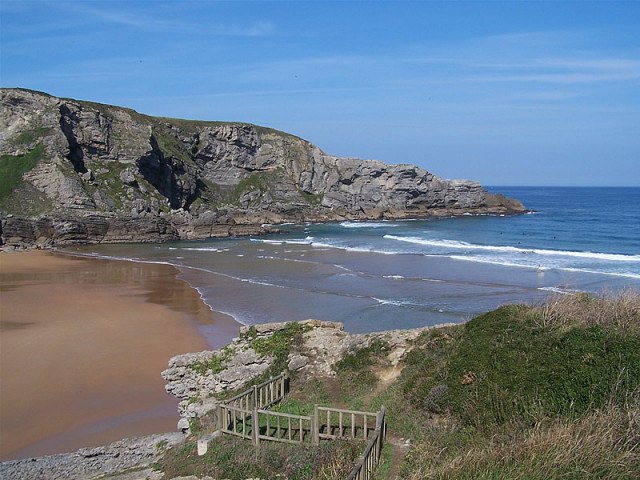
<box><xmin>0</xmin><ymin>250</ymin><xmax>240</xmax><ymax>461</ymax></box>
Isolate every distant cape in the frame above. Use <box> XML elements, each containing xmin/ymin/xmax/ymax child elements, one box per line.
<box><xmin>0</xmin><ymin>88</ymin><xmax>526</xmax><ymax>247</ymax></box>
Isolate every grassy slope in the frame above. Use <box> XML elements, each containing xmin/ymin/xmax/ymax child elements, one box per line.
<box><xmin>388</xmin><ymin>290</ymin><xmax>640</xmax><ymax>480</ymax></box>
<box><xmin>157</xmin><ymin>290</ymin><xmax>640</xmax><ymax>479</ymax></box>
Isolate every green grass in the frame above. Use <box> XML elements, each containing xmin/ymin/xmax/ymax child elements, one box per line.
<box><xmin>0</xmin><ymin>144</ymin><xmax>45</xmax><ymax>199</ymax></box>
<box><xmin>242</xmin><ymin>322</ymin><xmax>311</xmax><ymax>375</ymax></box>
<box><xmin>190</xmin><ymin>345</ymin><xmax>234</xmax><ymax>376</ymax></box>
<box><xmin>336</xmin><ymin>339</ymin><xmax>390</xmax><ymax>373</ymax></box>
<box><xmin>298</xmin><ymin>189</ymin><xmax>324</xmax><ymax>205</ymax></box>
<box><xmin>231</xmin><ymin>169</ymin><xmax>287</xmax><ymax>206</ymax></box>
<box><xmin>10</xmin><ymin>127</ymin><xmax>52</xmax><ymax>146</ymax></box>
<box><xmin>155</xmin><ymin>434</ymin><xmax>365</xmax><ymax>480</ymax></box>
<box><xmin>151</xmin><ymin>126</ymin><xmax>196</xmax><ymax>166</ymax></box>
<box><xmin>435</xmin><ymin>305</ymin><xmax>640</xmax><ymax>429</ymax></box>
<box><xmin>373</xmin><ymin>292</ymin><xmax>640</xmax><ymax>479</ymax></box>
<box><xmin>334</xmin><ymin>339</ymin><xmax>389</xmax><ymax>403</ymax></box>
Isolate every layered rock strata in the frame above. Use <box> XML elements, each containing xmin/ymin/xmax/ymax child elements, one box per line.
<box><xmin>1</xmin><ymin>88</ymin><xmax>526</xmax><ymax>247</ymax></box>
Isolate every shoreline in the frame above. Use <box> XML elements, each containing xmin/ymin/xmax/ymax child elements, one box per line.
<box><xmin>0</xmin><ymin>249</ymin><xmax>241</xmax><ymax>461</ymax></box>
<box><xmin>58</xmin><ymin>248</ymin><xmax>248</xmax><ymax>344</ymax></box>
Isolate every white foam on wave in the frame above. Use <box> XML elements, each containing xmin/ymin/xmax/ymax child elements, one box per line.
<box><xmin>255</xmin><ymin>238</ymin><xmax>312</xmax><ymax>246</ymax></box>
<box><xmin>340</xmin><ymin>221</ymin><xmax>397</xmax><ymax>228</ymax></box>
<box><xmin>449</xmin><ymin>255</ymin><xmax>531</xmax><ymax>269</ymax></box>
<box><xmin>449</xmin><ymin>255</ymin><xmax>640</xmax><ymax>279</ymax></box>
<box><xmin>181</xmin><ymin>247</ymin><xmax>228</xmax><ymax>252</ymax></box>
<box><xmin>372</xmin><ymin>297</ymin><xmax>418</xmax><ymax>307</ymax></box>
<box><xmin>285</xmin><ymin>239</ymin><xmax>313</xmax><ymax>245</ymax></box>
<box><xmin>307</xmin><ymin>238</ymin><xmax>401</xmax><ymax>256</ymax></box>
<box><xmin>538</xmin><ymin>286</ymin><xmax>577</xmax><ymax>295</ymax></box>
<box><xmin>384</xmin><ymin>235</ymin><xmax>640</xmax><ymax>263</ymax></box>
<box><xmin>255</xmin><ymin>239</ymin><xmax>284</xmax><ymax>245</ymax></box>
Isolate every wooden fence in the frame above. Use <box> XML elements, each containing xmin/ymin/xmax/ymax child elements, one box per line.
<box><xmin>222</xmin><ymin>372</ymin><xmax>288</xmax><ymax>412</ymax></box>
<box><xmin>217</xmin><ymin>373</ymin><xmax>289</xmax><ymax>442</ymax></box>
<box><xmin>316</xmin><ymin>406</ymin><xmax>380</xmax><ymax>443</ymax></box>
<box><xmin>213</xmin><ymin>372</ymin><xmax>386</xmax><ymax>479</ymax></box>
<box><xmin>346</xmin><ymin>407</ymin><xmax>386</xmax><ymax>480</ymax></box>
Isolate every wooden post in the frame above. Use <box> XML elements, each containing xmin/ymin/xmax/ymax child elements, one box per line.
<box><xmin>351</xmin><ymin>412</ymin><xmax>355</xmax><ymax>439</ymax></box>
<box><xmin>252</xmin><ymin>408</ymin><xmax>259</xmax><ymax>446</ymax></box>
<box><xmin>253</xmin><ymin>384</ymin><xmax>258</xmax><ymax>410</ymax></box>
<box><xmin>269</xmin><ymin>376</ymin><xmax>273</xmax><ymax>404</ymax></box>
<box><xmin>216</xmin><ymin>403</ymin><xmax>223</xmax><ymax>431</ymax></box>
<box><xmin>357</xmin><ymin>455</ymin><xmax>365</xmax><ymax>480</ymax></box>
<box><xmin>313</xmin><ymin>404</ymin><xmax>319</xmax><ymax>445</ymax></box>
<box><xmin>283</xmin><ymin>374</ymin><xmax>289</xmax><ymax>398</ymax></box>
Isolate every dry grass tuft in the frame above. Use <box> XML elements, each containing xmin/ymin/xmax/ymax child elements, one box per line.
<box><xmin>402</xmin><ymin>394</ymin><xmax>640</xmax><ymax>480</ymax></box>
<box><xmin>535</xmin><ymin>288</ymin><xmax>640</xmax><ymax>332</ymax></box>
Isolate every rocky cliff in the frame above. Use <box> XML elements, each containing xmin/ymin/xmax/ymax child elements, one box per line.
<box><xmin>0</xmin><ymin>88</ymin><xmax>526</xmax><ymax>247</ymax></box>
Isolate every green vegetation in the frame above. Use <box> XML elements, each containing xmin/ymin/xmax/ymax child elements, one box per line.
<box><xmin>0</xmin><ymin>144</ymin><xmax>45</xmax><ymax>199</ymax></box>
<box><xmin>155</xmin><ymin>117</ymin><xmax>245</xmax><ymax>133</ymax></box>
<box><xmin>151</xmin><ymin>126</ymin><xmax>196</xmax><ymax>167</ymax></box>
<box><xmin>255</xmin><ymin>124</ymin><xmax>301</xmax><ymax>140</ymax></box>
<box><xmin>10</xmin><ymin>127</ymin><xmax>52</xmax><ymax>146</ymax></box>
<box><xmin>190</xmin><ymin>346</ymin><xmax>234</xmax><ymax>376</ymax></box>
<box><xmin>158</xmin><ymin>290</ymin><xmax>640</xmax><ymax>479</ymax></box>
<box><xmin>381</xmin><ymin>290</ymin><xmax>640</xmax><ymax>479</ymax></box>
<box><xmin>335</xmin><ymin>339</ymin><xmax>389</xmax><ymax>404</ymax></box>
<box><xmin>299</xmin><ymin>189</ymin><xmax>324</xmax><ymax>205</ymax></box>
<box><xmin>156</xmin><ymin>435</ymin><xmax>364</xmax><ymax>480</ymax></box>
<box><xmin>232</xmin><ymin>169</ymin><xmax>284</xmax><ymax>206</ymax></box>
<box><xmin>242</xmin><ymin>322</ymin><xmax>311</xmax><ymax>375</ymax></box>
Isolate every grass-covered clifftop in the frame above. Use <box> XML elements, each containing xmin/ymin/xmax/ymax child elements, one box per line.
<box><xmin>157</xmin><ymin>290</ymin><xmax>639</xmax><ymax>479</ymax></box>
<box><xmin>392</xmin><ymin>289</ymin><xmax>639</xmax><ymax>479</ymax></box>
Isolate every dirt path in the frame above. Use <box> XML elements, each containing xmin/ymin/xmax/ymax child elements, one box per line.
<box><xmin>366</xmin><ymin>364</ymin><xmax>408</xmax><ymax>479</ymax></box>
<box><xmin>364</xmin><ymin>365</ymin><xmax>402</xmax><ymax>406</ymax></box>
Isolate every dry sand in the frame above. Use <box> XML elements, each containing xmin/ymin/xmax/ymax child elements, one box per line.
<box><xmin>0</xmin><ymin>250</ymin><xmax>240</xmax><ymax>461</ymax></box>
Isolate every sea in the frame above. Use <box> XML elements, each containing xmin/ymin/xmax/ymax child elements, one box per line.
<box><xmin>66</xmin><ymin>187</ymin><xmax>640</xmax><ymax>336</ymax></box>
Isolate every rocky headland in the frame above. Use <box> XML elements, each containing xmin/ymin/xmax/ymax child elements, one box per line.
<box><xmin>1</xmin><ymin>88</ymin><xmax>526</xmax><ymax>248</ymax></box>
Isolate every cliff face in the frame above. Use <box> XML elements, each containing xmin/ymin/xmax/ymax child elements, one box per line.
<box><xmin>0</xmin><ymin>88</ymin><xmax>526</xmax><ymax>247</ymax></box>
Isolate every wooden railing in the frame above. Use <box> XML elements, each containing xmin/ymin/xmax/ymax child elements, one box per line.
<box><xmin>346</xmin><ymin>406</ymin><xmax>386</xmax><ymax>480</ymax></box>
<box><xmin>222</xmin><ymin>372</ymin><xmax>288</xmax><ymax>412</ymax></box>
<box><xmin>315</xmin><ymin>406</ymin><xmax>380</xmax><ymax>442</ymax></box>
<box><xmin>211</xmin><ymin>372</ymin><xmax>386</xmax><ymax>479</ymax></box>
<box><xmin>217</xmin><ymin>373</ymin><xmax>288</xmax><ymax>442</ymax></box>
<box><xmin>257</xmin><ymin>409</ymin><xmax>313</xmax><ymax>445</ymax></box>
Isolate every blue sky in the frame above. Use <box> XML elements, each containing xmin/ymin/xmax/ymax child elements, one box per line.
<box><xmin>1</xmin><ymin>1</ymin><xmax>639</xmax><ymax>186</ymax></box>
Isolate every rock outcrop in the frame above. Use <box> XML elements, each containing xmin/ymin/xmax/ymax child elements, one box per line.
<box><xmin>162</xmin><ymin>319</ymin><xmax>450</xmax><ymax>428</ymax></box>
<box><xmin>0</xmin><ymin>433</ymin><xmax>182</xmax><ymax>480</ymax></box>
<box><xmin>1</xmin><ymin>88</ymin><xmax>527</xmax><ymax>247</ymax></box>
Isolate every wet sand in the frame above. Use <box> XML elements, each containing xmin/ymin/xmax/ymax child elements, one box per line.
<box><xmin>0</xmin><ymin>250</ymin><xmax>240</xmax><ymax>461</ymax></box>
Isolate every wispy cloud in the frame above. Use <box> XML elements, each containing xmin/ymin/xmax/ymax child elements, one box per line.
<box><xmin>70</xmin><ymin>2</ymin><xmax>275</xmax><ymax>37</ymax></box>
